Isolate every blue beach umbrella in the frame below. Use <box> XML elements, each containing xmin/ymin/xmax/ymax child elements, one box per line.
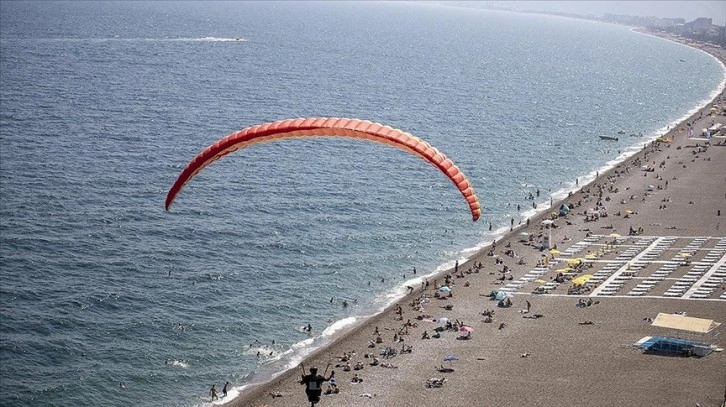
<box><xmin>438</xmin><ymin>286</ymin><xmax>452</xmax><ymax>293</ymax></box>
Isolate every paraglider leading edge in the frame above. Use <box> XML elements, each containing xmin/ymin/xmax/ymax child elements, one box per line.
<box><xmin>165</xmin><ymin>117</ymin><xmax>481</xmax><ymax>221</ymax></box>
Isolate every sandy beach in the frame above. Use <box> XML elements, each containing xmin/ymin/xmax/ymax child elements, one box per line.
<box><xmin>228</xmin><ymin>33</ymin><xmax>726</xmax><ymax>407</ymax></box>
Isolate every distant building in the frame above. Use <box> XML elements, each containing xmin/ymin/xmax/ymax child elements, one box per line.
<box><xmin>685</xmin><ymin>17</ymin><xmax>713</xmax><ymax>33</ymax></box>
<box><xmin>456</xmin><ymin>3</ymin><xmax>726</xmax><ymax>48</ymax></box>
<box><xmin>652</xmin><ymin>18</ymin><xmax>685</xmax><ymax>29</ymax></box>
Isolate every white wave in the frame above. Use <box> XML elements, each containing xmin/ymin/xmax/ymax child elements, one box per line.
<box><xmin>290</xmin><ymin>337</ymin><xmax>315</xmax><ymax>350</ymax></box>
<box><xmin>320</xmin><ymin>317</ymin><xmax>358</xmax><ymax>337</ymax></box>
<box><xmin>164</xmin><ymin>36</ymin><xmax>247</xmax><ymax>42</ymax></box>
<box><xmin>242</xmin><ymin>344</ymin><xmax>281</xmax><ymax>361</ymax></box>
<box><xmin>459</xmin><ymin>245</ymin><xmax>480</xmax><ymax>255</ymax></box>
<box><xmin>31</xmin><ymin>36</ymin><xmax>247</xmax><ymax>43</ymax></box>
<box><xmin>166</xmin><ymin>359</ymin><xmax>188</xmax><ymax>368</ymax></box>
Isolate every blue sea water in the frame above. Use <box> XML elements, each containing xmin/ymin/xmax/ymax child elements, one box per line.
<box><xmin>1</xmin><ymin>2</ymin><xmax>723</xmax><ymax>406</ymax></box>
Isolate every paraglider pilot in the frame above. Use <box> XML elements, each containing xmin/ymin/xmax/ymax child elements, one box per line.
<box><xmin>300</xmin><ymin>365</ymin><xmax>334</xmax><ymax>406</ymax></box>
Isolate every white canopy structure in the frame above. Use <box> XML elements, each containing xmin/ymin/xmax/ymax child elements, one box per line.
<box><xmin>651</xmin><ymin>313</ymin><xmax>721</xmax><ymax>334</ymax></box>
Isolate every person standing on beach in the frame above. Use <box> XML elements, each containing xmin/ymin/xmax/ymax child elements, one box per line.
<box><xmin>210</xmin><ymin>384</ymin><xmax>218</xmax><ymax>401</ymax></box>
<box><xmin>222</xmin><ymin>381</ymin><xmax>230</xmax><ymax>397</ymax></box>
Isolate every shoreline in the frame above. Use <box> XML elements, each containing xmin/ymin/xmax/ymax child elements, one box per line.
<box><xmin>225</xmin><ymin>32</ymin><xmax>726</xmax><ymax>407</ymax></box>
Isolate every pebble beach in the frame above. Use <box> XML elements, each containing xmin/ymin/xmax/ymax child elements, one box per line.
<box><xmin>228</xmin><ymin>33</ymin><xmax>726</xmax><ymax>407</ymax></box>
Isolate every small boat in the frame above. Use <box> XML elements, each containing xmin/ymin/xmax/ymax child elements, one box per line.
<box><xmin>617</xmin><ymin>130</ymin><xmax>625</xmax><ymax>135</ymax></box>
<box><xmin>599</xmin><ymin>135</ymin><xmax>619</xmax><ymax>141</ymax></box>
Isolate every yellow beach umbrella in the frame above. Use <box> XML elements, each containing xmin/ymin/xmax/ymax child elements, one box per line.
<box><xmin>535</xmin><ymin>279</ymin><xmax>547</xmax><ymax>284</ymax></box>
<box><xmin>549</xmin><ymin>249</ymin><xmax>561</xmax><ymax>255</ymax></box>
<box><xmin>679</xmin><ymin>253</ymin><xmax>692</xmax><ymax>258</ymax></box>
<box><xmin>624</xmin><ymin>210</ymin><xmax>633</xmax><ymax>215</ymax></box>
<box><xmin>584</xmin><ymin>254</ymin><xmax>598</xmax><ymax>260</ymax></box>
<box><xmin>608</xmin><ymin>233</ymin><xmax>621</xmax><ymax>238</ymax></box>
<box><xmin>567</xmin><ymin>258</ymin><xmax>582</xmax><ymax>266</ymax></box>
<box><xmin>572</xmin><ymin>275</ymin><xmax>594</xmax><ymax>286</ymax></box>
<box><xmin>556</xmin><ymin>267</ymin><xmax>573</xmax><ymax>273</ymax></box>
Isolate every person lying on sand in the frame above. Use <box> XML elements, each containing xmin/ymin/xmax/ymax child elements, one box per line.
<box><xmin>425</xmin><ymin>378</ymin><xmax>446</xmax><ymax>388</ymax></box>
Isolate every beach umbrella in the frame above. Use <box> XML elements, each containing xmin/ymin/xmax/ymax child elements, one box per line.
<box><xmin>535</xmin><ymin>279</ymin><xmax>548</xmax><ymax>284</ymax></box>
<box><xmin>435</xmin><ymin>317</ymin><xmax>449</xmax><ymax>324</ymax></box>
<box><xmin>572</xmin><ymin>275</ymin><xmax>594</xmax><ymax>286</ymax></box>
<box><xmin>556</xmin><ymin>267</ymin><xmax>573</xmax><ymax>272</ymax></box>
<box><xmin>549</xmin><ymin>249</ymin><xmax>561</xmax><ymax>255</ymax></box>
<box><xmin>679</xmin><ymin>253</ymin><xmax>692</xmax><ymax>258</ymax></box>
<box><xmin>519</xmin><ymin>232</ymin><xmax>529</xmax><ymax>237</ymax></box>
<box><xmin>444</xmin><ymin>355</ymin><xmax>459</xmax><ymax>365</ymax></box>
<box><xmin>438</xmin><ymin>286</ymin><xmax>452</xmax><ymax>293</ymax></box>
<box><xmin>542</xmin><ymin>219</ymin><xmax>554</xmax><ymax>226</ymax></box>
<box><xmin>584</xmin><ymin>254</ymin><xmax>598</xmax><ymax>260</ymax></box>
<box><xmin>625</xmin><ymin>210</ymin><xmax>633</xmax><ymax>215</ymax></box>
<box><xmin>459</xmin><ymin>326</ymin><xmax>474</xmax><ymax>333</ymax></box>
<box><xmin>567</xmin><ymin>259</ymin><xmax>582</xmax><ymax>266</ymax></box>
<box><xmin>608</xmin><ymin>233</ymin><xmax>621</xmax><ymax>238</ymax></box>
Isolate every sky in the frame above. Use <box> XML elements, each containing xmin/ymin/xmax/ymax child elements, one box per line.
<box><xmin>481</xmin><ymin>1</ymin><xmax>726</xmax><ymax>24</ymax></box>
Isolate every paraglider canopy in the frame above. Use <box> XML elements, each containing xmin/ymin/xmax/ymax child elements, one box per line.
<box><xmin>165</xmin><ymin>118</ymin><xmax>481</xmax><ymax>221</ymax></box>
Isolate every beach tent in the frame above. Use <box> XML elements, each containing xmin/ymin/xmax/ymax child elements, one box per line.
<box><xmin>490</xmin><ymin>290</ymin><xmax>511</xmax><ymax>301</ymax></box>
<box><xmin>651</xmin><ymin>313</ymin><xmax>721</xmax><ymax>334</ymax></box>
<box><xmin>559</xmin><ymin>204</ymin><xmax>570</xmax><ymax>216</ymax></box>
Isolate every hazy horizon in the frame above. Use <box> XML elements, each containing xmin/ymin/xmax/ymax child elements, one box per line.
<box><xmin>475</xmin><ymin>1</ymin><xmax>726</xmax><ymax>24</ymax></box>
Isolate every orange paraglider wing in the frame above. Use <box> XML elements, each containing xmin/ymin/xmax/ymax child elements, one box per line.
<box><xmin>165</xmin><ymin>118</ymin><xmax>481</xmax><ymax>221</ymax></box>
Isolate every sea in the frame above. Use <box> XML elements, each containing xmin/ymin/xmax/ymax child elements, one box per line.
<box><xmin>1</xmin><ymin>2</ymin><xmax>724</xmax><ymax>406</ymax></box>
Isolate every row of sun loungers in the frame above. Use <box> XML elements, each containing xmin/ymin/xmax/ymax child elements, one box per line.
<box><xmin>509</xmin><ymin>236</ymin><xmax>724</xmax><ymax>300</ymax></box>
